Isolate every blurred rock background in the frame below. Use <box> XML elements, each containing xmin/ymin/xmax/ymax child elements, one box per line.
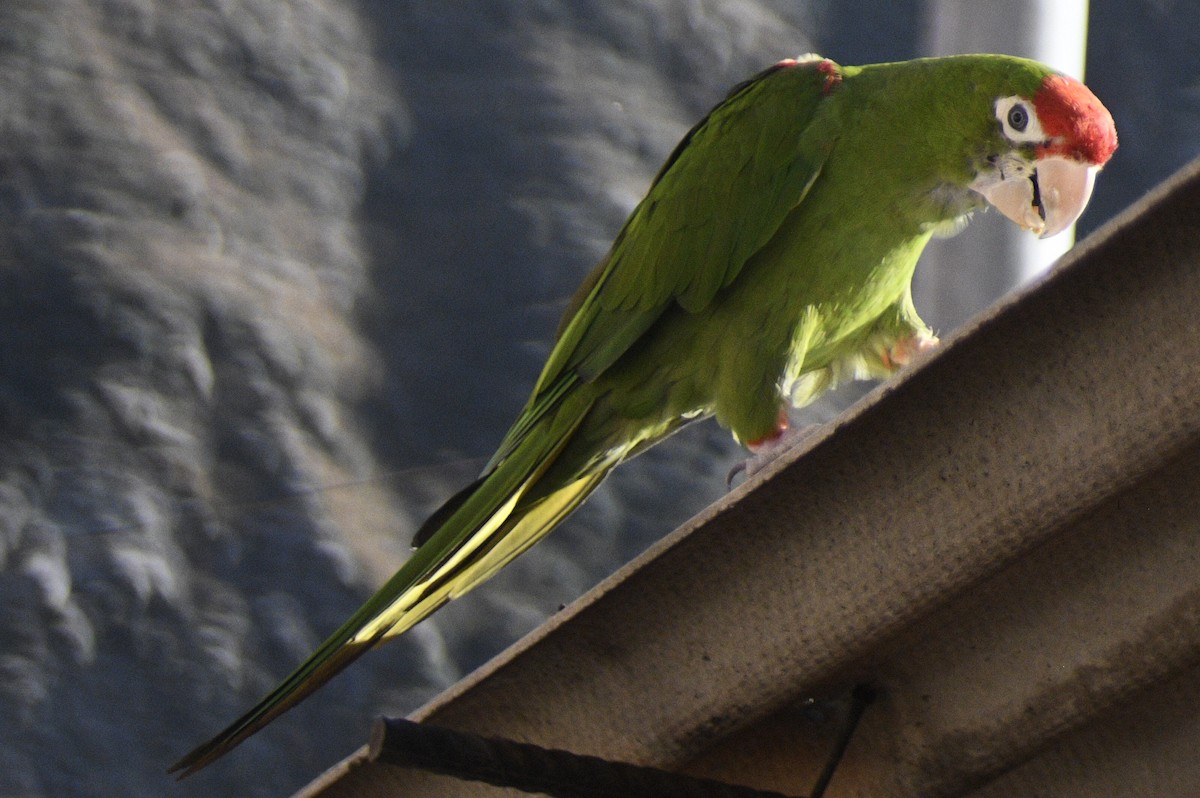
<box><xmin>0</xmin><ymin>1</ymin><xmax>1193</xmax><ymax>795</ymax></box>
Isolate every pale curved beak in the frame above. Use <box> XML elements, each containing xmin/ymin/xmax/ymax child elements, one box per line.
<box><xmin>971</xmin><ymin>156</ymin><xmax>1099</xmax><ymax>239</ymax></box>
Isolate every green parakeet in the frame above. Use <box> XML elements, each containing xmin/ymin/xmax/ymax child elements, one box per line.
<box><xmin>172</xmin><ymin>53</ymin><xmax>1117</xmax><ymax>775</ymax></box>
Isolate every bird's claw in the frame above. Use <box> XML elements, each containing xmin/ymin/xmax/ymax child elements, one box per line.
<box><xmin>726</xmin><ymin>458</ymin><xmax>749</xmax><ymax>488</ymax></box>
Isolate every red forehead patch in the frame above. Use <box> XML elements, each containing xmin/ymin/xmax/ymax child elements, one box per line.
<box><xmin>1033</xmin><ymin>74</ymin><xmax>1118</xmax><ymax>165</ymax></box>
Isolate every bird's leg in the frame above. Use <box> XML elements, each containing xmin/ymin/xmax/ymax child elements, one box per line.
<box><xmin>728</xmin><ymin>332</ymin><xmax>939</xmax><ymax>488</ymax></box>
<box><xmin>727</xmin><ymin>408</ymin><xmax>813</xmax><ymax>486</ymax></box>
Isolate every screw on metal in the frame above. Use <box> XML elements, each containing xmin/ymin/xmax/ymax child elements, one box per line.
<box><xmin>369</xmin><ymin>716</ymin><xmax>805</xmax><ymax>798</ymax></box>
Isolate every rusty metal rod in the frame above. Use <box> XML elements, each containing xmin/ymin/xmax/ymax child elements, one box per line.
<box><xmin>370</xmin><ymin>716</ymin><xmax>805</xmax><ymax>798</ymax></box>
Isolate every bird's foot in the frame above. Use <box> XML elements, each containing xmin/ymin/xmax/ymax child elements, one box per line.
<box><xmin>727</xmin><ymin>421</ymin><xmax>815</xmax><ymax>487</ymax></box>
<box><xmin>881</xmin><ymin>332</ymin><xmax>939</xmax><ymax>371</ymax></box>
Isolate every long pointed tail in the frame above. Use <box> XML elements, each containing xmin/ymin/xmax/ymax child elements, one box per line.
<box><xmin>170</xmin><ymin>397</ymin><xmax>607</xmax><ymax>777</ymax></box>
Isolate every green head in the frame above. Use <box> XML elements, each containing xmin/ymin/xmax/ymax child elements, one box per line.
<box><xmin>851</xmin><ymin>54</ymin><xmax>1117</xmax><ymax>237</ymax></box>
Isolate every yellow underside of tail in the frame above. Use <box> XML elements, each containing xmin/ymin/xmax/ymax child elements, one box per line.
<box><xmin>350</xmin><ymin>472</ymin><xmax>604</xmax><ymax>645</ymax></box>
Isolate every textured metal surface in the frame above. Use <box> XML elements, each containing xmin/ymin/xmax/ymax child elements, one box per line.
<box><xmin>297</xmin><ymin>158</ymin><xmax>1200</xmax><ymax>798</ymax></box>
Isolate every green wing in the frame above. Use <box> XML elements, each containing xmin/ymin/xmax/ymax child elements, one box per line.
<box><xmin>490</xmin><ymin>58</ymin><xmax>838</xmax><ymax>469</ymax></box>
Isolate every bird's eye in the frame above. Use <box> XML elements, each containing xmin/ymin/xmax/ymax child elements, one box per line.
<box><xmin>1007</xmin><ymin>104</ymin><xmax>1029</xmax><ymax>133</ymax></box>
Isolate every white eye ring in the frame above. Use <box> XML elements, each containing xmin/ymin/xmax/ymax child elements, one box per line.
<box><xmin>995</xmin><ymin>95</ymin><xmax>1047</xmax><ymax>143</ymax></box>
